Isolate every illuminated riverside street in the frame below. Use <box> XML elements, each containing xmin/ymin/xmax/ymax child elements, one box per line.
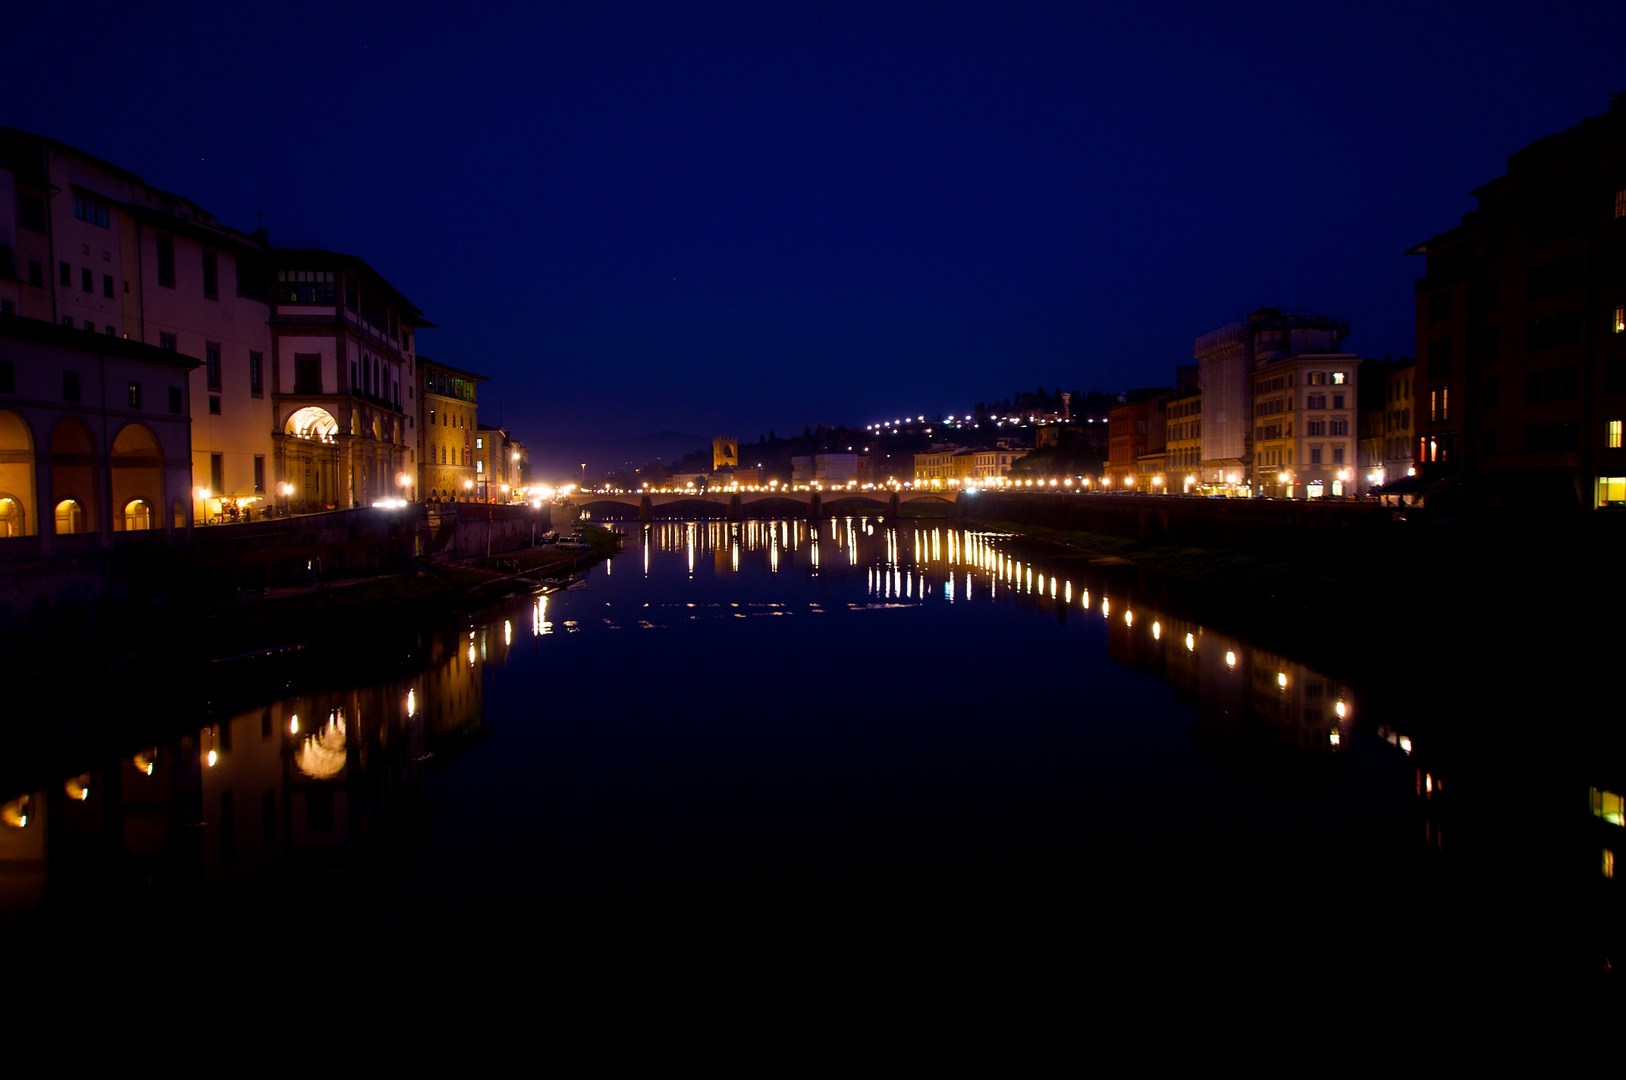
<box><xmin>2</xmin><ymin>518</ymin><xmax>1620</xmax><ymax>984</ymax></box>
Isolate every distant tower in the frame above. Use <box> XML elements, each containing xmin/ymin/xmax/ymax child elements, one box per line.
<box><xmin>713</xmin><ymin>436</ymin><xmax>739</xmax><ymax>471</ymax></box>
<box><xmin>1060</xmin><ymin>392</ymin><xmax>1072</xmax><ymax>420</ymax></box>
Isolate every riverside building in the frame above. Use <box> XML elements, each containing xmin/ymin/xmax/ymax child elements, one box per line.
<box><xmin>1195</xmin><ymin>308</ymin><xmax>1348</xmax><ymax>495</ymax></box>
<box><xmin>0</xmin><ymin>315</ymin><xmax>197</xmax><ymax>547</ymax></box>
<box><xmin>0</xmin><ymin>127</ymin><xmax>436</xmax><ymax>520</ymax></box>
<box><xmin>1407</xmin><ymin>99</ymin><xmax>1626</xmax><ymax>508</ymax></box>
<box><xmin>268</xmin><ymin>249</ymin><xmax>429</xmax><ymax>512</ymax></box>
<box><xmin>418</xmin><ymin>357</ymin><xmax>483</xmax><ymax>501</ymax></box>
<box><xmin>0</xmin><ymin>127</ymin><xmax>274</xmax><ymax>523</ymax></box>
<box><xmin>1251</xmin><ymin>354</ymin><xmax>1360</xmax><ymax>498</ymax></box>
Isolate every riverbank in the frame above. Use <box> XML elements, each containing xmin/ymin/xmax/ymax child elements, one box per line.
<box><xmin>2</xmin><ymin>524</ymin><xmax>624</xmax><ymax>672</ymax></box>
<box><xmin>955</xmin><ymin>508</ymin><xmax>1599</xmax><ymax>703</ymax></box>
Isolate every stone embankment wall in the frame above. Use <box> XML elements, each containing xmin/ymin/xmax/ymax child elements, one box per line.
<box><xmin>968</xmin><ymin>492</ymin><xmax>1394</xmax><ymax>557</ymax></box>
<box><xmin>189</xmin><ymin>505</ymin><xmax>427</xmax><ymax>589</ymax></box>
<box><xmin>0</xmin><ymin>502</ymin><xmax>561</xmax><ymax>622</ymax></box>
<box><xmin>443</xmin><ymin>503</ymin><xmax>550</xmax><ymax>559</ymax></box>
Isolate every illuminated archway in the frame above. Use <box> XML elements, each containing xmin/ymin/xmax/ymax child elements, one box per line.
<box><xmin>110</xmin><ymin>423</ymin><xmax>161</xmax><ymax>532</ymax></box>
<box><xmin>285</xmin><ymin>406</ymin><xmax>339</xmax><ymax>441</ymax></box>
<box><xmin>0</xmin><ymin>411</ymin><xmax>35</xmax><ymax>538</ymax></box>
<box><xmin>124</xmin><ymin>499</ymin><xmax>152</xmax><ymax>531</ymax></box>
<box><xmin>0</xmin><ymin>496</ymin><xmax>23</xmax><ymax>538</ymax></box>
<box><xmin>55</xmin><ymin>499</ymin><xmax>84</xmax><ymax>535</ymax></box>
<box><xmin>282</xmin><ymin>407</ymin><xmax>340</xmax><ymax>510</ymax></box>
<box><xmin>50</xmin><ymin>417</ymin><xmax>96</xmax><ymax>534</ymax></box>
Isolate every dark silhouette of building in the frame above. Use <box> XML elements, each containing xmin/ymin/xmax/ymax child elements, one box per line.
<box><xmin>1407</xmin><ymin>96</ymin><xmax>1626</xmax><ymax>508</ymax></box>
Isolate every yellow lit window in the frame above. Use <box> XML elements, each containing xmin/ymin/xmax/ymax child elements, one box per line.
<box><xmin>1600</xmin><ymin>477</ymin><xmax>1626</xmax><ymax>506</ymax></box>
<box><xmin>1611</xmin><ymin>420</ymin><xmax>1624</xmax><ymax>449</ymax></box>
<box><xmin>1593</xmin><ymin>786</ymin><xmax>1625</xmax><ymax>826</ymax></box>
<box><xmin>1614</xmin><ymin>305</ymin><xmax>1625</xmax><ymax>334</ymax></box>
<box><xmin>1606</xmin><ymin>849</ymin><xmax>1616</xmax><ymax>879</ymax></box>
<box><xmin>1332</xmin><ymin>371</ymin><xmax>1346</xmax><ymax>385</ymax></box>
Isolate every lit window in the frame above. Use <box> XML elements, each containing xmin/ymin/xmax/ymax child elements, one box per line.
<box><xmin>1614</xmin><ymin>306</ymin><xmax>1624</xmax><ymax>334</ymax></box>
<box><xmin>276</xmin><ymin>270</ymin><xmax>335</xmax><ymax>304</ymax></box>
<box><xmin>1599</xmin><ymin>477</ymin><xmax>1626</xmax><ymax>506</ymax></box>
<box><xmin>1593</xmin><ymin>786</ymin><xmax>1625</xmax><ymax>826</ymax></box>
<box><xmin>1331</xmin><ymin>372</ymin><xmax>1346</xmax><ymax>385</ymax></box>
<box><xmin>1606</xmin><ymin>849</ymin><xmax>1616</xmax><ymax>879</ymax></box>
<box><xmin>1610</xmin><ymin>420</ymin><xmax>1623</xmax><ymax>449</ymax></box>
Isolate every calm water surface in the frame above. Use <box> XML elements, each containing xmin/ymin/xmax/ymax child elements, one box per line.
<box><xmin>3</xmin><ymin>518</ymin><xmax>1618</xmax><ymax>984</ymax></box>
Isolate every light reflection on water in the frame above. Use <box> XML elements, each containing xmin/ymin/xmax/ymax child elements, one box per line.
<box><xmin>2</xmin><ymin>516</ymin><xmax>1614</xmax><ymax>979</ymax></box>
<box><xmin>0</xmin><ymin>518</ymin><xmax>1362</xmax><ymax>914</ymax></box>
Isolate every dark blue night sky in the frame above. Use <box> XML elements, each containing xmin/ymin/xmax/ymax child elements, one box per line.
<box><xmin>9</xmin><ymin>1</ymin><xmax>1619</xmax><ymax>474</ymax></box>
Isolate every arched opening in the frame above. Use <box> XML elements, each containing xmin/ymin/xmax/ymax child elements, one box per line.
<box><xmin>55</xmin><ymin>499</ymin><xmax>84</xmax><ymax>535</ymax></box>
<box><xmin>283</xmin><ymin>407</ymin><xmax>340</xmax><ymax>511</ymax></box>
<box><xmin>110</xmin><ymin>423</ymin><xmax>162</xmax><ymax>533</ymax></box>
<box><xmin>124</xmin><ymin>499</ymin><xmax>152</xmax><ymax>531</ymax></box>
<box><xmin>0</xmin><ymin>496</ymin><xmax>23</xmax><ymax>538</ymax></box>
<box><xmin>285</xmin><ymin>406</ymin><xmax>338</xmax><ymax>441</ymax></box>
<box><xmin>0</xmin><ymin>410</ymin><xmax>37</xmax><ymax>538</ymax></box>
<box><xmin>49</xmin><ymin>417</ymin><xmax>96</xmax><ymax>535</ymax></box>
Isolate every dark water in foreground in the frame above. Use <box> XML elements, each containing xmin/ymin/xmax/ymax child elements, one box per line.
<box><xmin>3</xmin><ymin>519</ymin><xmax>1620</xmax><ymax>986</ymax></box>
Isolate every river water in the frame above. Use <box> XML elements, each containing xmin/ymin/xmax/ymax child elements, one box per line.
<box><xmin>2</xmin><ymin>518</ymin><xmax>1618</xmax><ymax>985</ymax></box>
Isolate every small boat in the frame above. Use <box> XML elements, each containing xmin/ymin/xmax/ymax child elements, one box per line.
<box><xmin>566</xmin><ymin>580</ymin><xmax>589</xmax><ymax>591</ymax></box>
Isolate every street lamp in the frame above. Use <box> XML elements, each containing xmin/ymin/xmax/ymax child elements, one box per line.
<box><xmin>580</xmin><ymin>462</ymin><xmax>587</xmax><ymax>491</ymax></box>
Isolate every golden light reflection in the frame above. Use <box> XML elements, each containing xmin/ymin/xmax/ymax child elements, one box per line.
<box><xmin>407</xmin><ymin>689</ymin><xmax>417</xmax><ymax>718</ymax></box>
<box><xmin>1</xmin><ymin>796</ymin><xmax>30</xmax><ymax>829</ymax></box>
<box><xmin>1101</xmin><ymin>598</ymin><xmax>1110</xmax><ymax>619</ymax></box>
<box><xmin>468</xmin><ymin>643</ymin><xmax>477</xmax><ymax>664</ymax></box>
<box><xmin>1124</xmin><ymin>609</ymin><xmax>1133</xmax><ymax>627</ymax></box>
<box><xmin>290</xmin><ymin>714</ymin><xmax>300</xmax><ymax>735</ymax></box>
<box><xmin>64</xmin><ymin>775</ymin><xmax>90</xmax><ymax>801</ymax></box>
<box><xmin>1152</xmin><ymin>621</ymin><xmax>1161</xmax><ymax>640</ymax></box>
<box><xmin>1184</xmin><ymin>632</ymin><xmax>1195</xmax><ymax>652</ymax></box>
<box><xmin>504</xmin><ymin>619</ymin><xmax>512</xmax><ymax>646</ymax></box>
<box><xmin>132</xmin><ymin>750</ymin><xmax>157</xmax><ymax>776</ymax></box>
<box><xmin>1225</xmin><ymin>650</ymin><xmax>1237</xmax><ymax>668</ymax></box>
<box><xmin>206</xmin><ymin>749</ymin><xmax>218</xmax><ymax>767</ymax></box>
<box><xmin>1335</xmin><ymin>700</ymin><xmax>1347</xmax><ymax>718</ymax></box>
<box><xmin>295</xmin><ymin>710</ymin><xmax>347</xmax><ymax>779</ymax></box>
<box><xmin>1277</xmin><ymin>672</ymin><xmax>1288</xmax><ymax>688</ymax></box>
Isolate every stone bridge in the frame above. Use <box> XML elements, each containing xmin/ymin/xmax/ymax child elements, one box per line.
<box><xmin>573</xmin><ymin>488</ymin><xmax>963</xmax><ymax>521</ymax></box>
